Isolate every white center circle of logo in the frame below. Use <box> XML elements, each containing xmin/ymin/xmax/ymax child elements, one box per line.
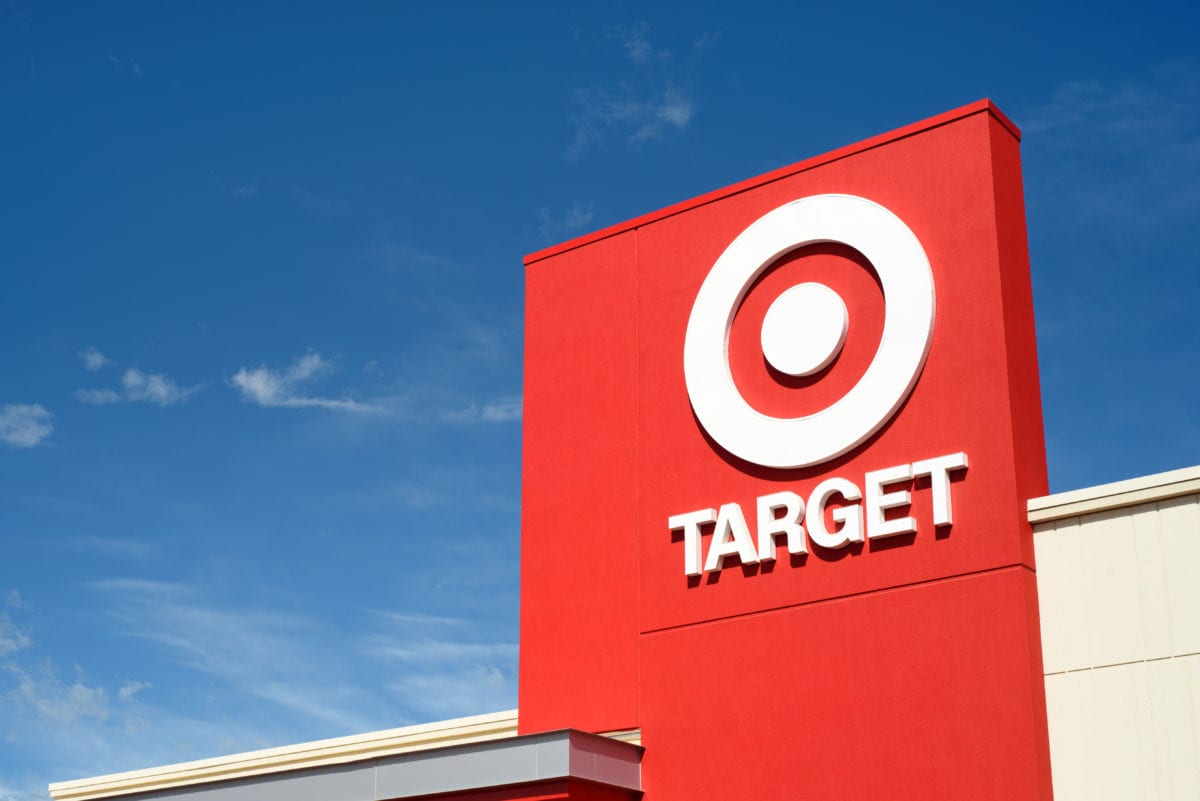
<box><xmin>683</xmin><ymin>194</ymin><xmax>935</xmax><ymax>469</ymax></box>
<box><xmin>760</xmin><ymin>282</ymin><xmax>849</xmax><ymax>377</ymax></box>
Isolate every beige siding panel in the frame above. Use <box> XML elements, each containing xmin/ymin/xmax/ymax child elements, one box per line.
<box><xmin>1036</xmin><ymin>486</ymin><xmax>1200</xmax><ymax>801</ymax></box>
<box><xmin>1160</xmin><ymin>496</ymin><xmax>1200</xmax><ymax>656</ymax></box>
<box><xmin>1191</xmin><ymin>657</ymin><xmax>1200</xmax><ymax>796</ymax></box>
<box><xmin>1034</xmin><ymin>521</ymin><xmax>1066</xmax><ymax>673</ymax></box>
<box><xmin>1045</xmin><ymin>671</ymin><xmax>1090</xmax><ymax>801</ymax></box>
<box><xmin>1035</xmin><ymin>521</ymin><xmax>1068</xmax><ymax>674</ymax></box>
<box><xmin>1086</xmin><ymin>664</ymin><xmax>1144</xmax><ymax>801</ymax></box>
<box><xmin>1131</xmin><ymin>505</ymin><xmax>1174</xmax><ymax>661</ymax></box>
<box><xmin>1081</xmin><ymin>509</ymin><xmax>1145</xmax><ymax>668</ymax></box>
<box><xmin>1046</xmin><ymin>657</ymin><xmax>1200</xmax><ymax>801</ymax></box>
<box><xmin>1162</xmin><ymin>656</ymin><xmax>1200</xmax><ymax>800</ymax></box>
<box><xmin>1037</xmin><ymin>519</ymin><xmax>1092</xmax><ymax>673</ymax></box>
<box><xmin>1136</xmin><ymin>660</ymin><xmax>1172</xmax><ymax>801</ymax></box>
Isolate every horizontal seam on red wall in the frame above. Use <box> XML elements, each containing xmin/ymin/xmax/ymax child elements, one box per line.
<box><xmin>640</xmin><ymin>562</ymin><xmax>1034</xmax><ymax>636</ymax></box>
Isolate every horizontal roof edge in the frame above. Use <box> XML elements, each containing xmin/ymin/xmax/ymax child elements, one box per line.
<box><xmin>524</xmin><ymin>99</ymin><xmax>1017</xmax><ymax>266</ymax></box>
<box><xmin>49</xmin><ymin>709</ymin><xmax>520</xmax><ymax>801</ymax></box>
<box><xmin>1028</xmin><ymin>464</ymin><xmax>1200</xmax><ymax>524</ymax></box>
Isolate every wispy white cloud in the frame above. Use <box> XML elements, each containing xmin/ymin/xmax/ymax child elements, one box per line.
<box><xmin>117</xmin><ymin>680</ymin><xmax>150</xmax><ymax>703</ymax></box>
<box><xmin>362</xmin><ymin>612</ymin><xmax>516</xmax><ymax>720</ymax></box>
<box><xmin>568</xmin><ymin>84</ymin><xmax>694</xmax><ymax>157</ymax></box>
<box><xmin>372</xmin><ymin>611</ymin><xmax>465</xmax><ymax>628</ymax></box>
<box><xmin>288</xmin><ymin>184</ymin><xmax>351</xmax><ymax>218</ymax></box>
<box><xmin>0</xmin><ymin>614</ymin><xmax>31</xmax><ymax>657</ymax></box>
<box><xmin>370</xmin><ymin>236</ymin><xmax>464</xmax><ymax>280</ymax></box>
<box><xmin>74</xmin><ymin>389</ymin><xmax>121</xmax><ymax>406</ymax></box>
<box><xmin>388</xmin><ymin>666</ymin><xmax>509</xmax><ymax>719</ymax></box>
<box><xmin>365</xmin><ymin>231</ymin><xmax>523</xmax><ymax>363</ymax></box>
<box><xmin>231</xmin><ymin>352</ymin><xmax>378</xmax><ymax>412</ymax></box>
<box><xmin>1</xmin><ymin>605</ymin><xmax>110</xmax><ymax>726</ymax></box>
<box><xmin>0</xmin><ymin>404</ymin><xmax>53</xmax><ymax>449</ymax></box>
<box><xmin>75</xmin><ymin>366</ymin><xmax>202</xmax><ymax>408</ymax></box>
<box><xmin>384</xmin><ymin>481</ymin><xmax>517</xmax><ymax>512</ymax></box>
<box><xmin>78</xmin><ymin>346</ymin><xmax>110</xmax><ymax>372</ymax></box>
<box><xmin>567</xmin><ymin>22</ymin><xmax>709</xmax><ymax>158</ymax></box>
<box><xmin>53</xmin><ymin>535</ymin><xmax>157</xmax><ymax>561</ymax></box>
<box><xmin>0</xmin><ymin>777</ymin><xmax>48</xmax><ymax>801</ymax></box>
<box><xmin>89</xmin><ymin>579</ymin><xmax>387</xmax><ymax>734</ymax></box>
<box><xmin>232</xmin><ymin>352</ymin><xmax>520</xmax><ymax>424</ymax></box>
<box><xmin>441</xmin><ymin>397</ymin><xmax>522</xmax><ymax>423</ymax></box>
<box><xmin>232</xmin><ymin>182</ymin><xmax>258</xmax><ymax>198</ymax></box>
<box><xmin>106</xmin><ymin>52</ymin><xmax>142</xmax><ymax>78</ymax></box>
<box><xmin>369</xmin><ymin>639</ymin><xmax>517</xmax><ymax>666</ymax></box>
<box><xmin>5</xmin><ymin>663</ymin><xmax>110</xmax><ymax>725</ymax></box>
<box><xmin>0</xmin><ymin>627</ymin><xmax>290</xmax><ymax>792</ymax></box>
<box><xmin>1</xmin><ymin>581</ymin><xmax>514</xmax><ymax>792</ymax></box>
<box><xmin>618</xmin><ymin>21</ymin><xmax>672</xmax><ymax>65</ymax></box>
<box><xmin>1021</xmin><ymin>62</ymin><xmax>1200</xmax><ymax>229</ymax></box>
<box><xmin>122</xmin><ymin>368</ymin><xmax>201</xmax><ymax>406</ymax></box>
<box><xmin>692</xmin><ymin>31</ymin><xmax>722</xmax><ymax>51</ymax></box>
<box><xmin>536</xmin><ymin>200</ymin><xmax>595</xmax><ymax>241</ymax></box>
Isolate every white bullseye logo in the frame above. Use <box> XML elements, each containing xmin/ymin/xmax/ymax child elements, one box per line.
<box><xmin>683</xmin><ymin>194</ymin><xmax>935</xmax><ymax>469</ymax></box>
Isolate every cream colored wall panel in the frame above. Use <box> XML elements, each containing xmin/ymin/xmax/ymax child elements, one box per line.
<box><xmin>1131</xmin><ymin>505</ymin><xmax>1174</xmax><ymax>661</ymax></box>
<box><xmin>1034</xmin><ymin>477</ymin><xmax>1200</xmax><ymax>801</ymax></box>
<box><xmin>1187</xmin><ymin>656</ymin><xmax>1200</xmax><ymax>797</ymax></box>
<box><xmin>1085</xmin><ymin>664</ymin><xmax>1145</xmax><ymax>801</ymax></box>
<box><xmin>1044</xmin><ymin>671</ymin><xmax>1091</xmax><ymax>801</ymax></box>
<box><xmin>1161</xmin><ymin>657</ymin><xmax>1200</xmax><ymax>800</ymax></box>
<box><xmin>1045</xmin><ymin>660</ymin><xmax>1200</xmax><ymax>801</ymax></box>
<box><xmin>1135</xmin><ymin>660</ymin><xmax>1172</xmax><ymax>801</ymax></box>
<box><xmin>1034</xmin><ymin>522</ymin><xmax>1069</xmax><ymax>674</ymax></box>
<box><xmin>1037</xmin><ymin>519</ymin><xmax>1092</xmax><ymax>673</ymax></box>
<box><xmin>1081</xmin><ymin>509</ymin><xmax>1145</xmax><ymax>667</ymax></box>
<box><xmin>1160</xmin><ymin>496</ymin><xmax>1200</xmax><ymax>656</ymax></box>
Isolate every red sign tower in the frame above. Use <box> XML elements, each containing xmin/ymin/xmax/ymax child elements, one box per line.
<box><xmin>521</xmin><ymin>100</ymin><xmax>1052</xmax><ymax>800</ymax></box>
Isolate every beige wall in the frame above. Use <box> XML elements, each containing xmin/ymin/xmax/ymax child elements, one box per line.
<box><xmin>1032</xmin><ymin>468</ymin><xmax>1200</xmax><ymax>801</ymax></box>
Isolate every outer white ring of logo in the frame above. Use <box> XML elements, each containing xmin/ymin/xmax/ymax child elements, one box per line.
<box><xmin>683</xmin><ymin>194</ymin><xmax>935</xmax><ymax>469</ymax></box>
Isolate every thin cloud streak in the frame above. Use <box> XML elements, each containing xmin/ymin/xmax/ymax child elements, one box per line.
<box><xmin>74</xmin><ymin>389</ymin><xmax>120</xmax><ymax>405</ymax></box>
<box><xmin>566</xmin><ymin>22</ymin><xmax>705</xmax><ymax>158</ymax></box>
<box><xmin>89</xmin><ymin>579</ymin><xmax>388</xmax><ymax>735</ymax></box>
<box><xmin>1021</xmin><ymin>63</ymin><xmax>1200</xmax><ymax>229</ymax></box>
<box><xmin>231</xmin><ymin>353</ymin><xmax>379</xmax><ymax>412</ymax></box>
<box><xmin>441</xmin><ymin>398</ymin><xmax>522</xmax><ymax>423</ymax></box>
<box><xmin>117</xmin><ymin>680</ymin><xmax>150</xmax><ymax>702</ymax></box>
<box><xmin>6</xmin><ymin>663</ymin><xmax>110</xmax><ymax>725</ymax></box>
<box><xmin>0</xmin><ymin>613</ymin><xmax>32</xmax><ymax>656</ymax></box>
<box><xmin>1</xmin><ymin>651</ymin><xmax>312</xmax><ymax>793</ymax></box>
<box><xmin>618</xmin><ymin>21</ymin><xmax>672</xmax><ymax>66</ymax></box>
<box><xmin>232</xmin><ymin>352</ymin><xmax>521</xmax><ymax>423</ymax></box>
<box><xmin>536</xmin><ymin>200</ymin><xmax>595</xmax><ymax>242</ymax></box>
<box><xmin>568</xmin><ymin>83</ymin><xmax>694</xmax><ymax>158</ymax></box>
<box><xmin>52</xmin><ymin>535</ymin><xmax>157</xmax><ymax>561</ymax></box>
<box><xmin>75</xmin><ymin>366</ymin><xmax>202</xmax><ymax>408</ymax></box>
<box><xmin>362</xmin><ymin>612</ymin><xmax>516</xmax><ymax>720</ymax></box>
<box><xmin>122</xmin><ymin>369</ymin><xmax>202</xmax><ymax>406</ymax></box>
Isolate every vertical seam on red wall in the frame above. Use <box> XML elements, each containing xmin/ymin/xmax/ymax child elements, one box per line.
<box><xmin>633</xmin><ymin>224</ymin><xmax>642</xmax><ymax>730</ymax></box>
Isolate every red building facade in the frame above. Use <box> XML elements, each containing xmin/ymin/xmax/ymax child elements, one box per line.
<box><xmin>520</xmin><ymin>99</ymin><xmax>1052</xmax><ymax>801</ymax></box>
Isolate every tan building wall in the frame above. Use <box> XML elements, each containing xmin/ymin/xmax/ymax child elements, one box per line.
<box><xmin>1031</xmin><ymin>466</ymin><xmax>1200</xmax><ymax>801</ymax></box>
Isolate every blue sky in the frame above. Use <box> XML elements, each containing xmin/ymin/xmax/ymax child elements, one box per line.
<box><xmin>1</xmin><ymin>2</ymin><xmax>1197</xmax><ymax>798</ymax></box>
